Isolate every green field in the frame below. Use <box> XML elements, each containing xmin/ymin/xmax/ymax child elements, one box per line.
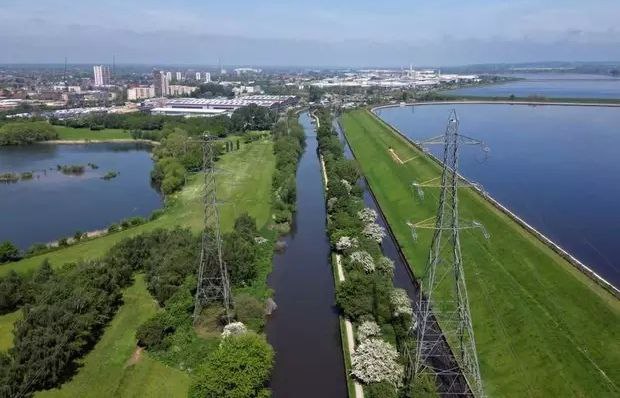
<box><xmin>0</xmin><ymin>310</ymin><xmax>21</xmax><ymax>352</ymax></box>
<box><xmin>54</xmin><ymin>126</ymin><xmax>132</xmax><ymax>141</ymax></box>
<box><xmin>2</xmin><ymin>139</ymin><xmax>275</xmax><ymax>396</ymax></box>
<box><xmin>341</xmin><ymin>109</ymin><xmax>620</xmax><ymax>397</ymax></box>
<box><xmin>37</xmin><ymin>275</ymin><xmax>189</xmax><ymax>398</ymax></box>
<box><xmin>1</xmin><ymin>139</ymin><xmax>275</xmax><ymax>277</ymax></box>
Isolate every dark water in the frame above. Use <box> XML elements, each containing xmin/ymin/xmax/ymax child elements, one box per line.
<box><xmin>449</xmin><ymin>73</ymin><xmax>620</xmax><ymax>99</ymax></box>
<box><xmin>0</xmin><ymin>143</ymin><xmax>162</xmax><ymax>249</ymax></box>
<box><xmin>266</xmin><ymin>112</ymin><xmax>346</xmax><ymax>398</ymax></box>
<box><xmin>375</xmin><ymin>104</ymin><xmax>620</xmax><ymax>289</ymax></box>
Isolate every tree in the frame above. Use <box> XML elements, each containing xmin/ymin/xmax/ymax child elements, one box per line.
<box><xmin>0</xmin><ymin>241</ymin><xmax>20</xmax><ymax>263</ymax></box>
<box><xmin>190</xmin><ymin>332</ymin><xmax>274</xmax><ymax>398</ymax></box>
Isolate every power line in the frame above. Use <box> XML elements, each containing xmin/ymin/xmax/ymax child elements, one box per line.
<box><xmin>192</xmin><ymin>134</ymin><xmax>233</xmax><ymax>325</ymax></box>
<box><xmin>408</xmin><ymin>109</ymin><xmax>488</xmax><ymax>396</ymax></box>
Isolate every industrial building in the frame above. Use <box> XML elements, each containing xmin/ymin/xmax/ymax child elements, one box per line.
<box><xmin>150</xmin><ymin>95</ymin><xmax>297</xmax><ymax>117</ymax></box>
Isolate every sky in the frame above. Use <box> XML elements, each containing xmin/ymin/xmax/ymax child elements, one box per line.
<box><xmin>1</xmin><ymin>0</ymin><xmax>619</xmax><ymax>67</ymax></box>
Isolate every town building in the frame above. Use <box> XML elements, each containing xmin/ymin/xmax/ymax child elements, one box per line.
<box><xmin>153</xmin><ymin>70</ymin><xmax>170</xmax><ymax>97</ymax></box>
<box><xmin>204</xmin><ymin>72</ymin><xmax>211</xmax><ymax>83</ymax></box>
<box><xmin>195</xmin><ymin>72</ymin><xmax>201</xmax><ymax>81</ymax></box>
<box><xmin>175</xmin><ymin>71</ymin><xmax>182</xmax><ymax>81</ymax></box>
<box><xmin>93</xmin><ymin>65</ymin><xmax>111</xmax><ymax>86</ymax></box>
<box><xmin>127</xmin><ymin>85</ymin><xmax>155</xmax><ymax>100</ymax></box>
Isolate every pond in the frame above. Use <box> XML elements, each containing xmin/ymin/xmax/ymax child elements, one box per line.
<box><xmin>0</xmin><ymin>143</ymin><xmax>163</xmax><ymax>249</ymax></box>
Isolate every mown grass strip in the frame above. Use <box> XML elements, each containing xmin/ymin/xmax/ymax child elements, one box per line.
<box><xmin>54</xmin><ymin>126</ymin><xmax>132</xmax><ymax>141</ymax></box>
<box><xmin>341</xmin><ymin>109</ymin><xmax>620</xmax><ymax>397</ymax></box>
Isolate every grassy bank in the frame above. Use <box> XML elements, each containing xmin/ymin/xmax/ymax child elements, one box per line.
<box><xmin>341</xmin><ymin>109</ymin><xmax>620</xmax><ymax>397</ymax></box>
<box><xmin>0</xmin><ymin>310</ymin><xmax>21</xmax><ymax>352</ymax></box>
<box><xmin>1</xmin><ymin>139</ymin><xmax>274</xmax><ymax>277</ymax></box>
<box><xmin>36</xmin><ymin>275</ymin><xmax>189</xmax><ymax>398</ymax></box>
<box><xmin>54</xmin><ymin>126</ymin><xmax>132</xmax><ymax>140</ymax></box>
<box><xmin>434</xmin><ymin>94</ymin><xmax>620</xmax><ymax>105</ymax></box>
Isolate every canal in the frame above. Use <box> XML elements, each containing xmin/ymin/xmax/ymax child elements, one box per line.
<box><xmin>266</xmin><ymin>112</ymin><xmax>347</xmax><ymax>398</ymax></box>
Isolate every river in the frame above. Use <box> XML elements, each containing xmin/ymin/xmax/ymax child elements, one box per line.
<box><xmin>0</xmin><ymin>142</ymin><xmax>162</xmax><ymax>249</ymax></box>
<box><xmin>266</xmin><ymin>112</ymin><xmax>346</xmax><ymax>397</ymax></box>
<box><xmin>448</xmin><ymin>73</ymin><xmax>620</xmax><ymax>99</ymax></box>
<box><xmin>375</xmin><ymin>103</ymin><xmax>620</xmax><ymax>289</ymax></box>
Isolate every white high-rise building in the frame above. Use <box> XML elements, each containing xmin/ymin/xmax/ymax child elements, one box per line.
<box><xmin>175</xmin><ymin>71</ymin><xmax>182</xmax><ymax>81</ymax></box>
<box><xmin>195</xmin><ymin>72</ymin><xmax>201</xmax><ymax>80</ymax></box>
<box><xmin>153</xmin><ymin>71</ymin><xmax>170</xmax><ymax>97</ymax></box>
<box><xmin>204</xmin><ymin>72</ymin><xmax>211</xmax><ymax>83</ymax></box>
<box><xmin>93</xmin><ymin>65</ymin><xmax>110</xmax><ymax>86</ymax></box>
<box><xmin>166</xmin><ymin>71</ymin><xmax>172</xmax><ymax>83</ymax></box>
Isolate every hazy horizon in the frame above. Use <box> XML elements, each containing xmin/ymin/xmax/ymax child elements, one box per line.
<box><xmin>1</xmin><ymin>0</ymin><xmax>619</xmax><ymax>66</ymax></box>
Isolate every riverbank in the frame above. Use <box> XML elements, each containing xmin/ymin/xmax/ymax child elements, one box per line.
<box><xmin>341</xmin><ymin>108</ymin><xmax>620</xmax><ymax>397</ymax></box>
<box><xmin>373</xmin><ymin>99</ymin><xmax>620</xmax><ymax>110</ymax></box>
<box><xmin>371</xmin><ymin>103</ymin><xmax>619</xmax><ymax>297</ymax></box>
<box><xmin>38</xmin><ymin>138</ymin><xmax>159</xmax><ymax>145</ymax></box>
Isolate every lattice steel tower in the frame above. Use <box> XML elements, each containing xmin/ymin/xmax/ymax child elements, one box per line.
<box><xmin>192</xmin><ymin>134</ymin><xmax>232</xmax><ymax>324</ymax></box>
<box><xmin>409</xmin><ymin>110</ymin><xmax>488</xmax><ymax>396</ymax></box>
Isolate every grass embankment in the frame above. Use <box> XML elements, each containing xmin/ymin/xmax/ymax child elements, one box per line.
<box><xmin>54</xmin><ymin>126</ymin><xmax>133</xmax><ymax>141</ymax></box>
<box><xmin>341</xmin><ymin>109</ymin><xmax>620</xmax><ymax>397</ymax></box>
<box><xmin>0</xmin><ymin>310</ymin><xmax>21</xmax><ymax>351</ymax></box>
<box><xmin>37</xmin><ymin>275</ymin><xmax>189</xmax><ymax>398</ymax></box>
<box><xmin>1</xmin><ymin>139</ymin><xmax>274</xmax><ymax>277</ymax></box>
<box><xmin>435</xmin><ymin>94</ymin><xmax>620</xmax><ymax>105</ymax></box>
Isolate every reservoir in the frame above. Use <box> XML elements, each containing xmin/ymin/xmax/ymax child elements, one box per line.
<box><xmin>266</xmin><ymin>112</ymin><xmax>346</xmax><ymax>397</ymax></box>
<box><xmin>375</xmin><ymin>103</ymin><xmax>620</xmax><ymax>289</ymax></box>
<box><xmin>448</xmin><ymin>73</ymin><xmax>620</xmax><ymax>99</ymax></box>
<box><xmin>0</xmin><ymin>142</ymin><xmax>162</xmax><ymax>249</ymax></box>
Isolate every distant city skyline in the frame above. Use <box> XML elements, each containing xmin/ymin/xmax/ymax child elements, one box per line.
<box><xmin>1</xmin><ymin>0</ymin><xmax>619</xmax><ymax>66</ymax></box>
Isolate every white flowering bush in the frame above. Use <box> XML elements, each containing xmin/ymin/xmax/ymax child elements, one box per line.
<box><xmin>336</xmin><ymin>236</ymin><xmax>358</xmax><ymax>252</ymax></box>
<box><xmin>357</xmin><ymin>320</ymin><xmax>381</xmax><ymax>342</ymax></box>
<box><xmin>254</xmin><ymin>236</ymin><xmax>268</xmax><ymax>244</ymax></box>
<box><xmin>327</xmin><ymin>197</ymin><xmax>338</xmax><ymax>211</ymax></box>
<box><xmin>351</xmin><ymin>338</ymin><xmax>404</xmax><ymax>386</ymax></box>
<box><xmin>376</xmin><ymin>256</ymin><xmax>395</xmax><ymax>276</ymax></box>
<box><xmin>221</xmin><ymin>322</ymin><xmax>247</xmax><ymax>338</ymax></box>
<box><xmin>341</xmin><ymin>178</ymin><xmax>352</xmax><ymax>193</ymax></box>
<box><xmin>357</xmin><ymin>208</ymin><xmax>378</xmax><ymax>224</ymax></box>
<box><xmin>350</xmin><ymin>251</ymin><xmax>375</xmax><ymax>273</ymax></box>
<box><xmin>390</xmin><ymin>289</ymin><xmax>413</xmax><ymax>317</ymax></box>
<box><xmin>363</xmin><ymin>222</ymin><xmax>386</xmax><ymax>243</ymax></box>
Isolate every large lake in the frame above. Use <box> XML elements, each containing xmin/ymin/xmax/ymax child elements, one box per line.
<box><xmin>375</xmin><ymin>104</ymin><xmax>620</xmax><ymax>288</ymax></box>
<box><xmin>0</xmin><ymin>143</ymin><xmax>162</xmax><ymax>249</ymax></box>
<box><xmin>448</xmin><ymin>73</ymin><xmax>620</xmax><ymax>99</ymax></box>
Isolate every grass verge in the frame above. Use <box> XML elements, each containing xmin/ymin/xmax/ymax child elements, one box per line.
<box><xmin>54</xmin><ymin>126</ymin><xmax>132</xmax><ymax>141</ymax></box>
<box><xmin>36</xmin><ymin>274</ymin><xmax>189</xmax><ymax>398</ymax></box>
<box><xmin>0</xmin><ymin>310</ymin><xmax>21</xmax><ymax>352</ymax></box>
<box><xmin>341</xmin><ymin>109</ymin><xmax>620</xmax><ymax>397</ymax></box>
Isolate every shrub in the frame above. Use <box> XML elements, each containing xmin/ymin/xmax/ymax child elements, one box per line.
<box><xmin>221</xmin><ymin>322</ymin><xmax>247</xmax><ymax>338</ymax></box>
<box><xmin>350</xmin><ymin>251</ymin><xmax>375</xmax><ymax>273</ymax></box>
<box><xmin>136</xmin><ymin>313</ymin><xmax>174</xmax><ymax>350</ymax></box>
<box><xmin>351</xmin><ymin>338</ymin><xmax>404</xmax><ymax>386</ymax></box>
<box><xmin>362</xmin><ymin>222</ymin><xmax>386</xmax><ymax>243</ymax></box>
<box><xmin>234</xmin><ymin>293</ymin><xmax>265</xmax><ymax>331</ymax></box>
<box><xmin>358</xmin><ymin>208</ymin><xmax>378</xmax><ymax>224</ymax></box>
<box><xmin>357</xmin><ymin>320</ymin><xmax>381</xmax><ymax>342</ymax></box>
<box><xmin>390</xmin><ymin>289</ymin><xmax>413</xmax><ymax>318</ymax></box>
<box><xmin>376</xmin><ymin>256</ymin><xmax>395</xmax><ymax>277</ymax></box>
<box><xmin>190</xmin><ymin>332</ymin><xmax>274</xmax><ymax>398</ymax></box>
<box><xmin>0</xmin><ymin>241</ymin><xmax>20</xmax><ymax>263</ymax></box>
<box><xmin>367</xmin><ymin>381</ymin><xmax>399</xmax><ymax>398</ymax></box>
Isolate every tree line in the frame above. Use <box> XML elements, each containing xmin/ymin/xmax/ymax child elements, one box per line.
<box><xmin>315</xmin><ymin>108</ymin><xmax>419</xmax><ymax>397</ymax></box>
<box><xmin>0</xmin><ymin>122</ymin><xmax>57</xmax><ymax>145</ymax></box>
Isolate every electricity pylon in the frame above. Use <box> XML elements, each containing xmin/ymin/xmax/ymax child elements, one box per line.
<box><xmin>409</xmin><ymin>110</ymin><xmax>488</xmax><ymax>396</ymax></box>
<box><xmin>192</xmin><ymin>134</ymin><xmax>232</xmax><ymax>325</ymax></box>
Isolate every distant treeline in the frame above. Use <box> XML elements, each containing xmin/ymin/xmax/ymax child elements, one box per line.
<box><xmin>0</xmin><ymin>122</ymin><xmax>57</xmax><ymax>145</ymax></box>
<box><xmin>50</xmin><ymin>104</ymin><xmax>276</xmax><ymax>137</ymax></box>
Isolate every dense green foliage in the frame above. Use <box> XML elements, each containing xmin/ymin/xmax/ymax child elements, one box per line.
<box><xmin>0</xmin><ymin>228</ymin><xmax>198</xmax><ymax>397</ymax></box>
<box><xmin>189</xmin><ymin>332</ymin><xmax>274</xmax><ymax>398</ymax></box>
<box><xmin>315</xmin><ymin>108</ymin><xmax>412</xmax><ymax>392</ymax></box>
<box><xmin>0</xmin><ymin>121</ymin><xmax>57</xmax><ymax>145</ymax></box>
<box><xmin>271</xmin><ymin>112</ymin><xmax>305</xmax><ymax>225</ymax></box>
<box><xmin>223</xmin><ymin>213</ymin><xmax>260</xmax><ymax>285</ymax></box>
<box><xmin>0</xmin><ymin>241</ymin><xmax>21</xmax><ymax>263</ymax></box>
<box><xmin>191</xmin><ymin>83</ymin><xmax>234</xmax><ymax>99</ymax></box>
<box><xmin>230</xmin><ymin>104</ymin><xmax>276</xmax><ymax>132</ymax></box>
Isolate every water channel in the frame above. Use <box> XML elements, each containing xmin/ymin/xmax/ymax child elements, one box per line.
<box><xmin>448</xmin><ymin>73</ymin><xmax>620</xmax><ymax>99</ymax></box>
<box><xmin>0</xmin><ymin>142</ymin><xmax>162</xmax><ymax>249</ymax></box>
<box><xmin>375</xmin><ymin>103</ymin><xmax>620</xmax><ymax>289</ymax></box>
<box><xmin>266</xmin><ymin>112</ymin><xmax>346</xmax><ymax>398</ymax></box>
